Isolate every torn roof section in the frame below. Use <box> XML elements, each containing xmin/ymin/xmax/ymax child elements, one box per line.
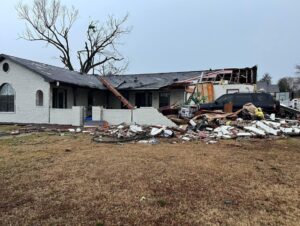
<box><xmin>106</xmin><ymin>71</ymin><xmax>208</xmax><ymax>90</ymax></box>
<box><xmin>0</xmin><ymin>54</ymin><xmax>257</xmax><ymax>90</ymax></box>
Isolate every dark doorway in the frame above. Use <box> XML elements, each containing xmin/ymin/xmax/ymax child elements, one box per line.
<box><xmin>135</xmin><ymin>92</ymin><xmax>152</xmax><ymax>108</ymax></box>
<box><xmin>159</xmin><ymin>92</ymin><xmax>170</xmax><ymax>108</ymax></box>
<box><xmin>53</xmin><ymin>88</ymin><xmax>67</xmax><ymax>108</ymax></box>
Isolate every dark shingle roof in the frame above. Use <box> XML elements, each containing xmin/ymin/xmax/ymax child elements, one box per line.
<box><xmin>105</xmin><ymin>71</ymin><xmax>207</xmax><ymax>90</ymax></box>
<box><xmin>0</xmin><ymin>54</ymin><xmax>105</xmax><ymax>89</ymax></box>
<box><xmin>1</xmin><ymin>54</ymin><xmax>255</xmax><ymax>91</ymax></box>
<box><xmin>0</xmin><ymin>54</ymin><xmax>210</xmax><ymax>90</ymax></box>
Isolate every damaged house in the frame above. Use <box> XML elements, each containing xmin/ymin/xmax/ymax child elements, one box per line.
<box><xmin>0</xmin><ymin>54</ymin><xmax>257</xmax><ymax>126</ymax></box>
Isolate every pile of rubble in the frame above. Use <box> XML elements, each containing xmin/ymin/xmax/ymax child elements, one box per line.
<box><xmin>91</xmin><ymin>103</ymin><xmax>300</xmax><ymax>144</ymax></box>
<box><xmin>90</xmin><ymin>117</ymin><xmax>300</xmax><ymax>144</ymax></box>
<box><xmin>1</xmin><ymin>104</ymin><xmax>299</xmax><ymax>144</ymax></box>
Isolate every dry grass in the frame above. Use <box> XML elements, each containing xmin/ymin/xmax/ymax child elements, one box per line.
<box><xmin>0</xmin><ymin>129</ymin><xmax>299</xmax><ymax>225</ymax></box>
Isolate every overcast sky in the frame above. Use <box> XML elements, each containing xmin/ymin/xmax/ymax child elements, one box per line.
<box><xmin>1</xmin><ymin>0</ymin><xmax>300</xmax><ymax>82</ymax></box>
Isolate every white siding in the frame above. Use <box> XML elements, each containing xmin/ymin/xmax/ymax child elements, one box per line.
<box><xmin>214</xmin><ymin>84</ymin><xmax>255</xmax><ymax>99</ymax></box>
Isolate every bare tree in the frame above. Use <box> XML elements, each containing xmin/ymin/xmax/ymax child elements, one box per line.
<box><xmin>16</xmin><ymin>0</ymin><xmax>130</xmax><ymax>75</ymax></box>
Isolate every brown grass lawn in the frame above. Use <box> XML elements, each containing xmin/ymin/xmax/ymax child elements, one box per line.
<box><xmin>0</xmin><ymin>129</ymin><xmax>299</xmax><ymax>225</ymax></box>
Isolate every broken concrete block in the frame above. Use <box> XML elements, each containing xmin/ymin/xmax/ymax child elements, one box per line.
<box><xmin>280</xmin><ymin>127</ymin><xmax>294</xmax><ymax>134</ymax></box>
<box><xmin>222</xmin><ymin>134</ymin><xmax>232</xmax><ymax>139</ymax></box>
<box><xmin>263</xmin><ymin>121</ymin><xmax>281</xmax><ymax>129</ymax></box>
<box><xmin>244</xmin><ymin>126</ymin><xmax>266</xmax><ymax>136</ymax></box>
<box><xmin>256</xmin><ymin>121</ymin><xmax>278</xmax><ymax>136</ymax></box>
<box><xmin>237</xmin><ymin>132</ymin><xmax>252</xmax><ymax>137</ymax></box>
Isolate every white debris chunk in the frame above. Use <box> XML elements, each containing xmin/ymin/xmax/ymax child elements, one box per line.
<box><xmin>244</xmin><ymin>126</ymin><xmax>266</xmax><ymax>136</ymax></box>
<box><xmin>293</xmin><ymin>128</ymin><xmax>300</xmax><ymax>134</ymax></box>
<box><xmin>270</xmin><ymin>113</ymin><xmax>276</xmax><ymax>121</ymax></box>
<box><xmin>189</xmin><ymin>119</ymin><xmax>197</xmax><ymax>127</ymax></box>
<box><xmin>256</xmin><ymin>121</ymin><xmax>279</xmax><ymax>136</ymax></box>
<box><xmin>222</xmin><ymin>134</ymin><xmax>232</xmax><ymax>139</ymax></box>
<box><xmin>237</xmin><ymin>132</ymin><xmax>253</xmax><ymax>137</ymax></box>
<box><xmin>263</xmin><ymin>121</ymin><xmax>281</xmax><ymax>129</ymax></box>
<box><xmin>163</xmin><ymin>129</ymin><xmax>173</xmax><ymax>137</ymax></box>
<box><xmin>150</xmin><ymin>127</ymin><xmax>163</xmax><ymax>136</ymax></box>
<box><xmin>182</xmin><ymin>136</ymin><xmax>191</xmax><ymax>141</ymax></box>
<box><xmin>130</xmin><ymin>125</ymin><xmax>143</xmax><ymax>133</ymax></box>
<box><xmin>280</xmin><ymin>127</ymin><xmax>292</xmax><ymax>134</ymax></box>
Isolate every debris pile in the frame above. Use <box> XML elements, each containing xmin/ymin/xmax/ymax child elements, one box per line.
<box><xmin>91</xmin><ymin>103</ymin><xmax>300</xmax><ymax>144</ymax></box>
<box><xmin>1</xmin><ymin>104</ymin><xmax>299</xmax><ymax>144</ymax></box>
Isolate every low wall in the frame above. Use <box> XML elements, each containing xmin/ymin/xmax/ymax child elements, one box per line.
<box><xmin>50</xmin><ymin>106</ymin><xmax>84</xmax><ymax>126</ymax></box>
<box><xmin>92</xmin><ymin>107</ymin><xmax>177</xmax><ymax>127</ymax></box>
<box><xmin>0</xmin><ymin>107</ymin><xmax>49</xmax><ymax>124</ymax></box>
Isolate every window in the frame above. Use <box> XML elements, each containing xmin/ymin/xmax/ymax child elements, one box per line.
<box><xmin>159</xmin><ymin>92</ymin><xmax>170</xmax><ymax>108</ymax></box>
<box><xmin>2</xmin><ymin>63</ymin><xmax>9</xmax><ymax>72</ymax></box>
<box><xmin>36</xmin><ymin>90</ymin><xmax>44</xmax><ymax>106</ymax></box>
<box><xmin>52</xmin><ymin>88</ymin><xmax>67</xmax><ymax>108</ymax></box>
<box><xmin>0</xmin><ymin>83</ymin><xmax>15</xmax><ymax>112</ymax></box>
<box><xmin>226</xmin><ymin>89</ymin><xmax>239</xmax><ymax>94</ymax></box>
<box><xmin>135</xmin><ymin>92</ymin><xmax>152</xmax><ymax>108</ymax></box>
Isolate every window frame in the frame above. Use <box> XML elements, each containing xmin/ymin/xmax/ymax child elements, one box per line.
<box><xmin>52</xmin><ymin>88</ymin><xmax>68</xmax><ymax>109</ymax></box>
<box><xmin>0</xmin><ymin>83</ymin><xmax>15</xmax><ymax>113</ymax></box>
<box><xmin>36</xmin><ymin>90</ymin><xmax>44</xmax><ymax>107</ymax></box>
<box><xmin>2</xmin><ymin>63</ymin><xmax>10</xmax><ymax>73</ymax></box>
<box><xmin>159</xmin><ymin>92</ymin><xmax>170</xmax><ymax>108</ymax></box>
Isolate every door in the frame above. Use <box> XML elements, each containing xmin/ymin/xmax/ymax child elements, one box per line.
<box><xmin>53</xmin><ymin>88</ymin><xmax>67</xmax><ymax>108</ymax></box>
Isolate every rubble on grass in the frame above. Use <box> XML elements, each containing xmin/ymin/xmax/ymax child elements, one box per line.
<box><xmin>90</xmin><ymin>103</ymin><xmax>300</xmax><ymax>144</ymax></box>
<box><xmin>1</xmin><ymin>104</ymin><xmax>300</xmax><ymax>144</ymax></box>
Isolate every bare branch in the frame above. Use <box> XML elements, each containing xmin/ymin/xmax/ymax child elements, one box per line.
<box><xmin>16</xmin><ymin>0</ymin><xmax>78</xmax><ymax>71</ymax></box>
<box><xmin>16</xmin><ymin>0</ymin><xmax>130</xmax><ymax>75</ymax></box>
<box><xmin>77</xmin><ymin>14</ymin><xmax>131</xmax><ymax>74</ymax></box>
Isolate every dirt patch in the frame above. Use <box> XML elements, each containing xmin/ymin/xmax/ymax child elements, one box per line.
<box><xmin>0</xmin><ymin>131</ymin><xmax>299</xmax><ymax>225</ymax></box>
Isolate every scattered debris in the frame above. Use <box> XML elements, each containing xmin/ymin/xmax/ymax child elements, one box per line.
<box><xmin>1</xmin><ymin>103</ymin><xmax>299</xmax><ymax>144</ymax></box>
